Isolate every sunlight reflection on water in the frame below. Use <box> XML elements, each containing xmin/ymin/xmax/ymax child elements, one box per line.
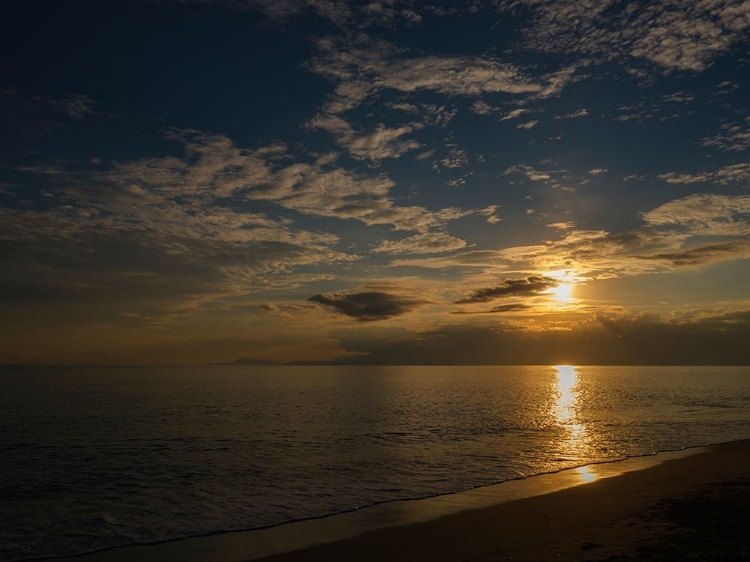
<box><xmin>553</xmin><ymin>365</ymin><xmax>591</xmax><ymax>461</ymax></box>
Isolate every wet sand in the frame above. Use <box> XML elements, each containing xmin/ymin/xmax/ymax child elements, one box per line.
<box><xmin>65</xmin><ymin>440</ymin><xmax>750</xmax><ymax>562</ymax></box>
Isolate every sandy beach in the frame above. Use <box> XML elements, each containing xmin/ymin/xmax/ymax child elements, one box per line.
<box><xmin>259</xmin><ymin>440</ymin><xmax>750</xmax><ymax>562</ymax></box>
<box><xmin>64</xmin><ymin>440</ymin><xmax>750</xmax><ymax>562</ymax></box>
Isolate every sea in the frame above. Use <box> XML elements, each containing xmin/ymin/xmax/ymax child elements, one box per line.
<box><xmin>2</xmin><ymin>365</ymin><xmax>750</xmax><ymax>561</ymax></box>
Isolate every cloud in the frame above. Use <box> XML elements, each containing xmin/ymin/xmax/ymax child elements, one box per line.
<box><xmin>434</xmin><ymin>147</ymin><xmax>469</xmax><ymax>171</ymax></box>
<box><xmin>309</xmin><ymin>36</ymin><xmax>579</xmax><ymax>118</ymax></box>
<box><xmin>658</xmin><ymin>163</ymin><xmax>750</xmax><ymax>185</ymax></box>
<box><xmin>478</xmin><ymin>205</ymin><xmax>502</xmax><ymax>224</ymax></box>
<box><xmin>555</xmin><ymin>108</ymin><xmax>588</xmax><ymax>119</ymax></box>
<box><xmin>547</xmin><ymin>222</ymin><xmax>576</xmax><ymax>230</ymax></box>
<box><xmin>330</xmin><ymin>310</ymin><xmax>750</xmax><ymax>365</ymax></box>
<box><xmin>309</xmin><ymin>291</ymin><xmax>427</xmax><ymax>321</ymax></box>
<box><xmin>24</xmin><ymin>129</ymin><xmax>475</xmax><ymax>233</ymax></box>
<box><xmin>308</xmin><ymin>117</ymin><xmax>422</xmax><ymax>160</ymax></box>
<box><xmin>392</xmin><ymin>228</ymin><xmax>687</xmax><ymax>279</ymax></box>
<box><xmin>634</xmin><ymin>240</ymin><xmax>750</xmax><ymax>267</ymax></box>
<box><xmin>394</xmin><ymin>192</ymin><xmax>750</xmax><ymax>280</ymax></box>
<box><xmin>470</xmin><ymin>100</ymin><xmax>497</xmax><ymax>115</ymax></box>
<box><xmin>516</xmin><ymin>120</ymin><xmax>539</xmax><ymax>130</ymax></box>
<box><xmin>5</xmin><ymin>130</ymin><xmax>394</xmax><ymax>323</ymax></box>
<box><xmin>76</xmin><ymin>128</ymin><xmax>285</xmax><ymax>200</ymax></box>
<box><xmin>370</xmin><ymin>56</ymin><xmax>564</xmax><ymax>97</ymax></box>
<box><xmin>503</xmin><ymin>164</ymin><xmax>551</xmax><ymax>182</ymax></box>
<box><xmin>702</xmin><ymin>118</ymin><xmax>750</xmax><ymax>152</ymax></box>
<box><xmin>451</xmin><ymin>303</ymin><xmax>530</xmax><ymax>315</ymax></box>
<box><xmin>372</xmin><ymin>232</ymin><xmax>467</xmax><ymax>255</ymax></box>
<box><xmin>155</xmin><ymin>0</ymin><xmax>416</xmax><ymax>29</ymax></box>
<box><xmin>503</xmin><ymin>164</ymin><xmax>572</xmax><ymax>190</ymax></box>
<box><xmin>642</xmin><ymin>193</ymin><xmax>750</xmax><ymax>236</ymax></box>
<box><xmin>1</xmin><ymin>87</ymin><xmax>95</xmax><ymax>130</ymax></box>
<box><xmin>56</xmin><ymin>93</ymin><xmax>95</xmax><ymax>119</ymax></box>
<box><xmin>344</xmin><ymin>123</ymin><xmax>422</xmax><ymax>160</ymax></box>
<box><xmin>251</xmin><ymin>161</ymin><xmax>474</xmax><ymax>231</ymax></box>
<box><xmin>455</xmin><ymin>276</ymin><xmax>557</xmax><ymax>303</ymax></box>
<box><xmin>588</xmin><ymin>168</ymin><xmax>608</xmax><ymax>175</ymax></box>
<box><xmin>495</xmin><ymin>0</ymin><xmax>750</xmax><ymax>73</ymax></box>
<box><xmin>499</xmin><ymin>108</ymin><xmax>530</xmax><ymax>121</ymax></box>
<box><xmin>0</xmin><ymin>203</ymin><xmax>350</xmax><ymax>328</ymax></box>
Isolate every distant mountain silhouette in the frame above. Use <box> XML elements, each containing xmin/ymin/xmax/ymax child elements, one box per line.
<box><xmin>229</xmin><ymin>357</ymin><xmax>277</xmax><ymax>365</ymax></box>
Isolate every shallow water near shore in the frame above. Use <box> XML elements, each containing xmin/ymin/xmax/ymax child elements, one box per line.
<box><xmin>60</xmin><ymin>446</ymin><xmax>711</xmax><ymax>562</ymax></box>
<box><xmin>2</xmin><ymin>365</ymin><xmax>750</xmax><ymax>561</ymax></box>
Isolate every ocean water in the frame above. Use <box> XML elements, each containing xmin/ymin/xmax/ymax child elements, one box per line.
<box><xmin>1</xmin><ymin>365</ymin><xmax>750</xmax><ymax>561</ymax></box>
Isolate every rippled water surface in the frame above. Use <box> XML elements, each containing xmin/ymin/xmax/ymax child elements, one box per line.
<box><xmin>2</xmin><ymin>365</ymin><xmax>750</xmax><ymax>560</ymax></box>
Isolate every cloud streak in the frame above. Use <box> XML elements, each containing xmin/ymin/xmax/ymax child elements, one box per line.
<box><xmin>456</xmin><ymin>276</ymin><xmax>557</xmax><ymax>303</ymax></box>
<box><xmin>635</xmin><ymin>240</ymin><xmax>750</xmax><ymax>267</ymax></box>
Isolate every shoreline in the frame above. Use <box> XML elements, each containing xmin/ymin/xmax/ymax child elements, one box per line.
<box><xmin>57</xmin><ymin>440</ymin><xmax>750</xmax><ymax>562</ymax></box>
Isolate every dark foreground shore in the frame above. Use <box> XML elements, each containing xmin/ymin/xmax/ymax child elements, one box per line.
<box><xmin>66</xmin><ymin>440</ymin><xmax>750</xmax><ymax>562</ymax></box>
<box><xmin>262</xmin><ymin>441</ymin><xmax>750</xmax><ymax>562</ymax></box>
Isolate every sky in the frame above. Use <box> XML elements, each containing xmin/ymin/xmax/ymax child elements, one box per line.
<box><xmin>1</xmin><ymin>0</ymin><xmax>749</xmax><ymax>365</ymax></box>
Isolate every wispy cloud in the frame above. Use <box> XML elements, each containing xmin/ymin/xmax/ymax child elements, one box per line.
<box><xmin>634</xmin><ymin>240</ymin><xmax>750</xmax><ymax>267</ymax></box>
<box><xmin>642</xmin><ymin>193</ymin><xmax>750</xmax><ymax>236</ymax></box>
<box><xmin>154</xmin><ymin>0</ymin><xmax>425</xmax><ymax>29</ymax></box>
<box><xmin>516</xmin><ymin>120</ymin><xmax>539</xmax><ymax>130</ymax></box>
<box><xmin>658</xmin><ymin>163</ymin><xmax>750</xmax><ymax>185</ymax></box>
<box><xmin>455</xmin><ymin>276</ymin><xmax>557</xmax><ymax>303</ymax></box>
<box><xmin>702</xmin><ymin>117</ymin><xmax>750</xmax><ymax>152</ymax></box>
<box><xmin>495</xmin><ymin>0</ymin><xmax>750</xmax><ymax>73</ymax></box>
<box><xmin>393</xmin><ymin>191</ymin><xmax>750</xmax><ymax>281</ymax></box>
<box><xmin>451</xmin><ymin>303</ymin><xmax>531</xmax><ymax>315</ymax></box>
<box><xmin>433</xmin><ymin>146</ymin><xmax>470</xmax><ymax>171</ymax></box>
<box><xmin>499</xmin><ymin>108</ymin><xmax>530</xmax><ymax>121</ymax></box>
<box><xmin>23</xmin><ymin>129</ymin><xmax>475</xmax><ymax>233</ymax></box>
<box><xmin>503</xmin><ymin>164</ymin><xmax>572</xmax><ymax>190</ymax></box>
<box><xmin>309</xmin><ymin>36</ymin><xmax>579</xmax><ymax>120</ymax></box>
<box><xmin>372</xmin><ymin>232</ymin><xmax>467</xmax><ymax>255</ymax></box>
<box><xmin>1</xmin><ymin>86</ymin><xmax>95</xmax><ymax>129</ymax></box>
<box><xmin>308</xmin><ymin>116</ymin><xmax>422</xmax><ymax>160</ymax></box>
<box><xmin>0</xmin><ymin>202</ymin><xmax>349</xmax><ymax>325</ymax></box>
<box><xmin>555</xmin><ymin>108</ymin><xmax>588</xmax><ymax>119</ymax></box>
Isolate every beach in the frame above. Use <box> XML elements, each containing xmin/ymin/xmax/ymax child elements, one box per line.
<box><xmin>259</xmin><ymin>440</ymin><xmax>750</xmax><ymax>562</ymax></box>
<box><xmin>65</xmin><ymin>440</ymin><xmax>750</xmax><ymax>562</ymax></box>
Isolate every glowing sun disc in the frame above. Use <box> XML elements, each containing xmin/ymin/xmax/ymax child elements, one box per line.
<box><xmin>549</xmin><ymin>283</ymin><xmax>573</xmax><ymax>302</ymax></box>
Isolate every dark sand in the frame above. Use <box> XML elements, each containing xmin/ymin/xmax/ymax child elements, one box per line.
<box><xmin>65</xmin><ymin>440</ymin><xmax>750</xmax><ymax>562</ymax></box>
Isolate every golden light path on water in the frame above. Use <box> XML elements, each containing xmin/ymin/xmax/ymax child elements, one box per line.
<box><xmin>554</xmin><ymin>365</ymin><xmax>598</xmax><ymax>483</ymax></box>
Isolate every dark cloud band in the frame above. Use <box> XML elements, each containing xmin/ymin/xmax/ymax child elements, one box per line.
<box><xmin>309</xmin><ymin>291</ymin><xmax>427</xmax><ymax>321</ymax></box>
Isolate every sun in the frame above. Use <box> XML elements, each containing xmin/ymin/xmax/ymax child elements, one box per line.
<box><xmin>549</xmin><ymin>282</ymin><xmax>574</xmax><ymax>303</ymax></box>
<box><xmin>543</xmin><ymin>270</ymin><xmax>578</xmax><ymax>304</ymax></box>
